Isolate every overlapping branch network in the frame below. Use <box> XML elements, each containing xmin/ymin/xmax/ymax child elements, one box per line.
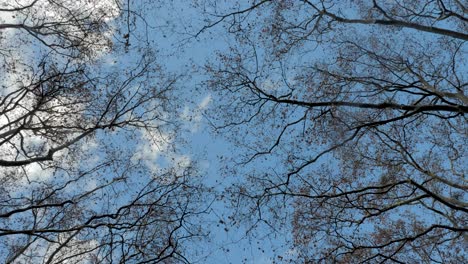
<box><xmin>0</xmin><ymin>1</ymin><xmax>207</xmax><ymax>263</ymax></box>
<box><xmin>201</xmin><ymin>0</ymin><xmax>467</xmax><ymax>262</ymax></box>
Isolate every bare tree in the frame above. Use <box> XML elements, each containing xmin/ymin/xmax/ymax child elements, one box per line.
<box><xmin>200</xmin><ymin>0</ymin><xmax>467</xmax><ymax>262</ymax></box>
<box><xmin>0</xmin><ymin>1</ymin><xmax>209</xmax><ymax>263</ymax></box>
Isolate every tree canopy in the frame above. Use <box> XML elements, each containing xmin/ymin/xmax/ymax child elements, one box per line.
<box><xmin>0</xmin><ymin>1</ymin><xmax>207</xmax><ymax>262</ymax></box>
<box><xmin>201</xmin><ymin>0</ymin><xmax>467</xmax><ymax>262</ymax></box>
<box><xmin>0</xmin><ymin>0</ymin><xmax>466</xmax><ymax>263</ymax></box>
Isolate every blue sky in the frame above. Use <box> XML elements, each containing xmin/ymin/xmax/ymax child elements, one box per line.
<box><xmin>104</xmin><ymin>1</ymin><xmax>468</xmax><ymax>262</ymax></box>
<box><xmin>88</xmin><ymin>2</ymin><xmax>286</xmax><ymax>262</ymax></box>
<box><xmin>135</xmin><ymin>2</ymin><xmax>299</xmax><ymax>262</ymax></box>
<box><xmin>1</xmin><ymin>0</ymin><xmax>466</xmax><ymax>263</ymax></box>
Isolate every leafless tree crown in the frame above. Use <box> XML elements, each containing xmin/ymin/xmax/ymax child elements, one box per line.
<box><xmin>200</xmin><ymin>0</ymin><xmax>467</xmax><ymax>262</ymax></box>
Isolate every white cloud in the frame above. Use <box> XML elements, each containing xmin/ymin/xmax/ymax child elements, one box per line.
<box><xmin>131</xmin><ymin>128</ymin><xmax>172</xmax><ymax>173</ymax></box>
<box><xmin>14</xmin><ymin>235</ymin><xmax>99</xmax><ymax>263</ymax></box>
<box><xmin>181</xmin><ymin>94</ymin><xmax>212</xmax><ymax>132</ymax></box>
